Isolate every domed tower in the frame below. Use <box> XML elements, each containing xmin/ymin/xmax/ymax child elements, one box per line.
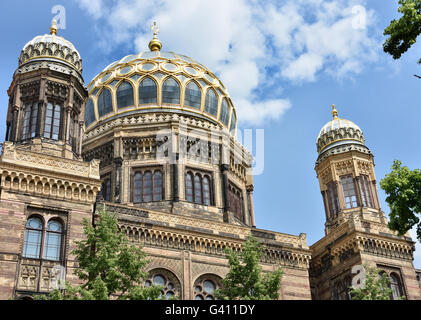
<box><xmin>315</xmin><ymin>105</ymin><xmax>384</xmax><ymax>234</ymax></box>
<box><xmin>82</xmin><ymin>27</ymin><xmax>254</xmax><ymax>227</ymax></box>
<box><xmin>310</xmin><ymin>105</ymin><xmax>421</xmax><ymax>300</ymax></box>
<box><xmin>0</xmin><ymin>21</ymin><xmax>100</xmax><ymax>299</ymax></box>
<box><xmin>6</xmin><ymin>20</ymin><xmax>85</xmax><ymax>159</ymax></box>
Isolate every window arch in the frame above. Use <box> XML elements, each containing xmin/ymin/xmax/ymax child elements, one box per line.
<box><xmin>43</xmin><ymin>103</ymin><xmax>61</xmax><ymax>140</ymax></box>
<box><xmin>204</xmin><ymin>89</ymin><xmax>218</xmax><ymax>116</ymax></box>
<box><xmin>139</xmin><ymin>77</ymin><xmax>157</xmax><ymax>104</ymax></box>
<box><xmin>145</xmin><ymin>268</ymin><xmax>182</xmax><ymax>299</ymax></box>
<box><xmin>84</xmin><ymin>99</ymin><xmax>96</xmax><ymax>126</ymax></box>
<box><xmin>43</xmin><ymin>220</ymin><xmax>63</xmax><ymax>261</ymax></box>
<box><xmin>116</xmin><ymin>81</ymin><xmax>134</xmax><ymax>109</ymax></box>
<box><xmin>390</xmin><ymin>273</ymin><xmax>404</xmax><ymax>300</ymax></box>
<box><xmin>193</xmin><ymin>274</ymin><xmax>222</xmax><ymax>300</ymax></box>
<box><xmin>219</xmin><ymin>99</ymin><xmax>230</xmax><ymax>125</ymax></box>
<box><xmin>97</xmin><ymin>88</ymin><xmax>113</xmax><ymax>117</ymax></box>
<box><xmin>22</xmin><ymin>102</ymin><xmax>39</xmax><ymax>139</ymax></box>
<box><xmin>22</xmin><ymin>216</ymin><xmax>43</xmax><ymax>258</ymax></box>
<box><xmin>162</xmin><ymin>77</ymin><xmax>180</xmax><ymax>104</ymax></box>
<box><xmin>184</xmin><ymin>81</ymin><xmax>201</xmax><ymax>109</ymax></box>
<box><xmin>132</xmin><ymin>168</ymin><xmax>163</xmax><ymax>203</ymax></box>
<box><xmin>185</xmin><ymin>171</ymin><xmax>213</xmax><ymax>206</ymax></box>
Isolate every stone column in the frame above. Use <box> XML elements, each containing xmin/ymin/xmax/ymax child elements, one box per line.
<box><xmin>114</xmin><ymin>157</ymin><xmax>123</xmax><ymax>203</ymax></box>
<box><xmin>10</xmin><ymin>106</ymin><xmax>19</xmax><ymax>142</ymax></box>
<box><xmin>246</xmin><ymin>184</ymin><xmax>256</xmax><ymax>227</ymax></box>
<box><xmin>78</xmin><ymin>121</ymin><xmax>84</xmax><ymax>156</ymax></box>
<box><xmin>65</xmin><ymin>106</ymin><xmax>72</xmax><ymax>143</ymax></box>
<box><xmin>220</xmin><ymin>164</ymin><xmax>229</xmax><ymax>213</ymax></box>
<box><xmin>172</xmin><ymin>153</ymin><xmax>179</xmax><ymax>202</ymax></box>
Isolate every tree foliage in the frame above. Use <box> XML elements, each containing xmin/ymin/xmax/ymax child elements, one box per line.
<box><xmin>38</xmin><ymin>208</ymin><xmax>167</xmax><ymax>300</ymax></box>
<box><xmin>384</xmin><ymin>0</ymin><xmax>421</xmax><ymax>63</ymax></box>
<box><xmin>215</xmin><ymin>235</ymin><xmax>283</xmax><ymax>300</ymax></box>
<box><xmin>380</xmin><ymin>160</ymin><xmax>421</xmax><ymax>242</ymax></box>
<box><xmin>350</xmin><ymin>265</ymin><xmax>394</xmax><ymax>300</ymax></box>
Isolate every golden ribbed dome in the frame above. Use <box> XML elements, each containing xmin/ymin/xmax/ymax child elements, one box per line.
<box><xmin>84</xmin><ymin>50</ymin><xmax>237</xmax><ymax>134</ymax></box>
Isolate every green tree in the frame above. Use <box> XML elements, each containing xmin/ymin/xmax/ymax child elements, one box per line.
<box><xmin>215</xmin><ymin>235</ymin><xmax>283</xmax><ymax>300</ymax></box>
<box><xmin>383</xmin><ymin>0</ymin><xmax>421</xmax><ymax>63</ymax></box>
<box><xmin>38</xmin><ymin>208</ymin><xmax>166</xmax><ymax>300</ymax></box>
<box><xmin>350</xmin><ymin>265</ymin><xmax>394</xmax><ymax>300</ymax></box>
<box><xmin>380</xmin><ymin>160</ymin><xmax>421</xmax><ymax>242</ymax></box>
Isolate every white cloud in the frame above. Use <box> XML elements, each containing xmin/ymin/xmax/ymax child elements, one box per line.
<box><xmin>75</xmin><ymin>0</ymin><xmax>379</xmax><ymax>125</ymax></box>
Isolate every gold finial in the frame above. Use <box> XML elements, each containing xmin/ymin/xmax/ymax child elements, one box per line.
<box><xmin>148</xmin><ymin>21</ymin><xmax>162</xmax><ymax>51</ymax></box>
<box><xmin>50</xmin><ymin>19</ymin><xmax>58</xmax><ymax>36</ymax></box>
<box><xmin>331</xmin><ymin>104</ymin><xmax>339</xmax><ymax>119</ymax></box>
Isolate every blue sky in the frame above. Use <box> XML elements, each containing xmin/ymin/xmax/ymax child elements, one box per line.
<box><xmin>0</xmin><ymin>0</ymin><xmax>420</xmax><ymax>268</ymax></box>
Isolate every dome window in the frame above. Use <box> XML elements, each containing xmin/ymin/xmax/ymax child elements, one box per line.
<box><xmin>184</xmin><ymin>81</ymin><xmax>202</xmax><ymax>109</ymax></box>
<box><xmin>140</xmin><ymin>63</ymin><xmax>156</xmax><ymax>71</ymax></box>
<box><xmin>84</xmin><ymin>99</ymin><xmax>96</xmax><ymax>126</ymax></box>
<box><xmin>116</xmin><ymin>81</ymin><xmax>134</xmax><ymax>109</ymax></box>
<box><xmin>163</xmin><ymin>63</ymin><xmax>177</xmax><ymax>72</ymax></box>
<box><xmin>119</xmin><ymin>66</ymin><xmax>132</xmax><ymax>75</ymax></box>
<box><xmin>139</xmin><ymin>77</ymin><xmax>157</xmax><ymax>104</ymax></box>
<box><xmin>162</xmin><ymin>77</ymin><xmax>180</xmax><ymax>105</ymax></box>
<box><xmin>230</xmin><ymin>112</ymin><xmax>237</xmax><ymax>132</ymax></box>
<box><xmin>219</xmin><ymin>99</ymin><xmax>230</xmax><ymax>126</ymax></box>
<box><xmin>204</xmin><ymin>89</ymin><xmax>218</xmax><ymax>117</ymax></box>
<box><xmin>185</xmin><ymin>67</ymin><xmax>198</xmax><ymax>76</ymax></box>
<box><xmin>97</xmin><ymin>88</ymin><xmax>113</xmax><ymax>118</ymax></box>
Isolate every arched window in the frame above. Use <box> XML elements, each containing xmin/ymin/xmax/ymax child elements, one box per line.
<box><xmin>84</xmin><ymin>99</ymin><xmax>96</xmax><ymax>126</ymax></box>
<box><xmin>327</xmin><ymin>181</ymin><xmax>340</xmax><ymax>218</ymax></box>
<box><xmin>145</xmin><ymin>269</ymin><xmax>181</xmax><ymax>299</ymax></box>
<box><xmin>22</xmin><ymin>217</ymin><xmax>43</xmax><ymax>258</ymax></box>
<box><xmin>133</xmin><ymin>172</ymin><xmax>142</xmax><ymax>203</ymax></box>
<box><xmin>184</xmin><ymin>81</ymin><xmax>201</xmax><ymax>109</ymax></box>
<box><xmin>43</xmin><ymin>220</ymin><xmax>63</xmax><ymax>261</ymax></box>
<box><xmin>194</xmin><ymin>274</ymin><xmax>222</xmax><ymax>300</ymax></box>
<box><xmin>228</xmin><ymin>184</ymin><xmax>244</xmax><ymax>222</ymax></box>
<box><xmin>230</xmin><ymin>112</ymin><xmax>237</xmax><ymax>133</ymax></box>
<box><xmin>186</xmin><ymin>172</ymin><xmax>194</xmax><ymax>202</ymax></box>
<box><xmin>204</xmin><ymin>89</ymin><xmax>218</xmax><ymax>116</ymax></box>
<box><xmin>22</xmin><ymin>102</ymin><xmax>39</xmax><ymax>139</ymax></box>
<box><xmin>153</xmin><ymin>171</ymin><xmax>163</xmax><ymax>201</ymax></box>
<box><xmin>390</xmin><ymin>273</ymin><xmax>404</xmax><ymax>300</ymax></box>
<box><xmin>97</xmin><ymin>88</ymin><xmax>113</xmax><ymax>117</ymax></box>
<box><xmin>139</xmin><ymin>77</ymin><xmax>157</xmax><ymax>104</ymax></box>
<box><xmin>44</xmin><ymin>103</ymin><xmax>61</xmax><ymax>140</ymax></box>
<box><xmin>359</xmin><ymin>175</ymin><xmax>373</xmax><ymax>208</ymax></box>
<box><xmin>203</xmin><ymin>176</ymin><xmax>211</xmax><ymax>206</ymax></box>
<box><xmin>116</xmin><ymin>81</ymin><xmax>134</xmax><ymax>109</ymax></box>
<box><xmin>143</xmin><ymin>171</ymin><xmax>153</xmax><ymax>202</ymax></box>
<box><xmin>220</xmin><ymin>99</ymin><xmax>230</xmax><ymax>125</ymax></box>
<box><xmin>340</xmin><ymin>175</ymin><xmax>358</xmax><ymax>208</ymax></box>
<box><xmin>194</xmin><ymin>175</ymin><xmax>202</xmax><ymax>204</ymax></box>
<box><xmin>162</xmin><ymin>78</ymin><xmax>180</xmax><ymax>104</ymax></box>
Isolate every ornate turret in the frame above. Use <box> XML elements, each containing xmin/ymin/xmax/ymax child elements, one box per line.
<box><xmin>6</xmin><ymin>20</ymin><xmax>87</xmax><ymax>159</ymax></box>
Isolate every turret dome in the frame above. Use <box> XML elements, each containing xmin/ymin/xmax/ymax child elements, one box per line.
<box><xmin>316</xmin><ymin>105</ymin><xmax>367</xmax><ymax>156</ymax></box>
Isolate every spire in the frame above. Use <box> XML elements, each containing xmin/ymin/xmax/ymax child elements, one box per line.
<box><xmin>331</xmin><ymin>104</ymin><xmax>338</xmax><ymax>119</ymax></box>
<box><xmin>50</xmin><ymin>19</ymin><xmax>58</xmax><ymax>36</ymax></box>
<box><xmin>148</xmin><ymin>21</ymin><xmax>162</xmax><ymax>51</ymax></box>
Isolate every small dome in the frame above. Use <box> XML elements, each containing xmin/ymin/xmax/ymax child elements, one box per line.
<box><xmin>316</xmin><ymin>105</ymin><xmax>365</xmax><ymax>154</ymax></box>
<box><xmin>84</xmin><ymin>50</ymin><xmax>237</xmax><ymax>133</ymax></box>
<box><xmin>18</xmin><ymin>21</ymin><xmax>82</xmax><ymax>73</ymax></box>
